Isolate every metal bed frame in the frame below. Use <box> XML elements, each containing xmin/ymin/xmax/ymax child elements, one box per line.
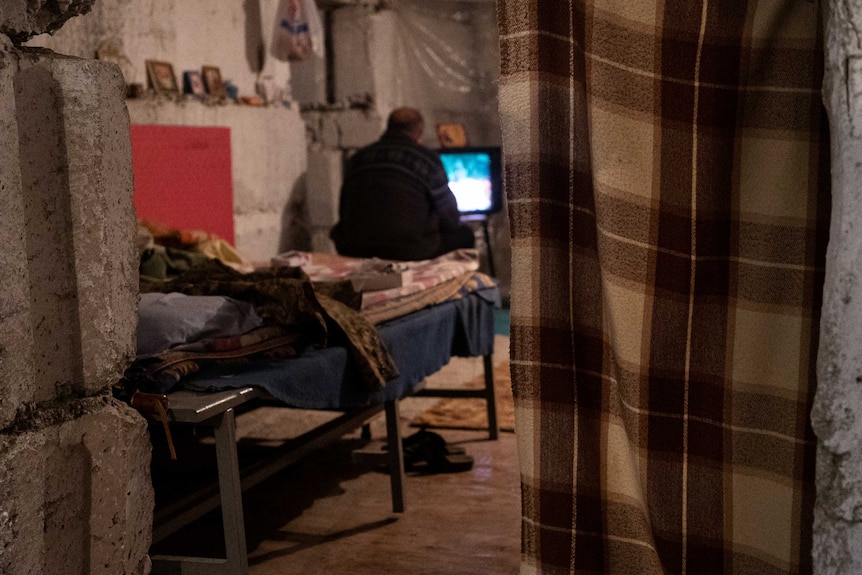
<box><xmin>148</xmin><ymin>356</ymin><xmax>498</xmax><ymax>575</ymax></box>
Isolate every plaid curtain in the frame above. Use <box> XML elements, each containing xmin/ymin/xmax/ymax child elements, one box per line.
<box><xmin>497</xmin><ymin>2</ymin><xmax>830</xmax><ymax>574</ymax></box>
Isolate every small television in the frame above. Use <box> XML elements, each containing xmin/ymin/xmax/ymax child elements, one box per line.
<box><xmin>437</xmin><ymin>146</ymin><xmax>503</xmax><ymax>217</ymax></box>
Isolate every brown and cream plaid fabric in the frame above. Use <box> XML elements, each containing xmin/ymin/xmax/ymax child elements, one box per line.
<box><xmin>497</xmin><ymin>2</ymin><xmax>830</xmax><ymax>573</ymax></box>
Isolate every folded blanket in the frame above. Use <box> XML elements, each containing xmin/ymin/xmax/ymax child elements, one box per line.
<box><xmin>137</xmin><ymin>292</ymin><xmax>263</xmax><ymax>356</ymax></box>
<box><xmin>361</xmin><ymin>271</ymin><xmax>498</xmax><ymax>325</ymax></box>
<box><xmin>272</xmin><ymin>249</ymin><xmax>496</xmax><ymax>324</ymax></box>
<box><xmin>272</xmin><ymin>249</ymin><xmax>482</xmax><ymax>309</ymax></box>
<box><xmin>120</xmin><ymin>327</ymin><xmax>301</xmax><ymax>394</ymax></box>
<box><xmin>139</xmin><ymin>259</ymin><xmax>398</xmax><ymax>391</ymax></box>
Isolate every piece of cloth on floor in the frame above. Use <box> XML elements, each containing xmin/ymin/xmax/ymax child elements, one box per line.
<box><xmin>498</xmin><ymin>2</ymin><xmax>830</xmax><ymax>573</ymax></box>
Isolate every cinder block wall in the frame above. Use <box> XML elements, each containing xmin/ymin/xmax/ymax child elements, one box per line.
<box><xmin>0</xmin><ymin>33</ymin><xmax>153</xmax><ymax>575</ymax></box>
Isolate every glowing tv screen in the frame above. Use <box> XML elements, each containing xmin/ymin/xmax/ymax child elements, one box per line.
<box><xmin>437</xmin><ymin>146</ymin><xmax>503</xmax><ymax>216</ymax></box>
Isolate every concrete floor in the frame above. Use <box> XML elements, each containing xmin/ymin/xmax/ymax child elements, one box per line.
<box><xmin>149</xmin><ymin>336</ymin><xmax>520</xmax><ymax>574</ymax></box>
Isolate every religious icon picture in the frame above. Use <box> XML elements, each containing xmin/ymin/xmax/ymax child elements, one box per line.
<box><xmin>202</xmin><ymin>65</ymin><xmax>227</xmax><ymax>98</ymax></box>
<box><xmin>145</xmin><ymin>60</ymin><xmax>180</xmax><ymax>95</ymax></box>
<box><xmin>183</xmin><ymin>70</ymin><xmax>206</xmax><ymax>99</ymax></box>
<box><xmin>437</xmin><ymin>123</ymin><xmax>468</xmax><ymax>148</ymax></box>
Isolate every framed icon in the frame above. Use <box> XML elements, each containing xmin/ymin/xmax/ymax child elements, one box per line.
<box><xmin>145</xmin><ymin>60</ymin><xmax>179</xmax><ymax>95</ymax></box>
<box><xmin>183</xmin><ymin>70</ymin><xmax>206</xmax><ymax>99</ymax></box>
<box><xmin>437</xmin><ymin>123</ymin><xmax>468</xmax><ymax>148</ymax></box>
<box><xmin>202</xmin><ymin>65</ymin><xmax>226</xmax><ymax>98</ymax></box>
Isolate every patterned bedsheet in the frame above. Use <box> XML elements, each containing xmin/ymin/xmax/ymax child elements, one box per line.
<box><xmin>271</xmin><ymin>248</ymin><xmax>496</xmax><ymax>324</ymax></box>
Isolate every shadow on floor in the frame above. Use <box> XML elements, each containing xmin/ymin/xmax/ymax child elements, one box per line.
<box><xmin>149</xmin><ymin>434</ymin><xmax>394</xmax><ymax>558</ymax></box>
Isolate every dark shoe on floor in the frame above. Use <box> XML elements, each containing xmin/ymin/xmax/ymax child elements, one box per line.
<box><xmin>403</xmin><ymin>429</ymin><xmax>473</xmax><ymax>474</ymax></box>
<box><xmin>403</xmin><ymin>429</ymin><xmax>466</xmax><ymax>454</ymax></box>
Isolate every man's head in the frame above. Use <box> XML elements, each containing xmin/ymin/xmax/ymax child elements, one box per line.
<box><xmin>387</xmin><ymin>107</ymin><xmax>424</xmax><ymax>142</ymax></box>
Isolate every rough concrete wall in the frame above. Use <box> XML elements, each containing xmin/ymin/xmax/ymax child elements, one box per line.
<box><xmin>332</xmin><ymin>6</ymin><xmax>376</xmax><ymax>106</ymax></box>
<box><xmin>127</xmin><ymin>99</ymin><xmax>308</xmax><ymax>261</ymax></box>
<box><xmin>0</xmin><ymin>0</ymin><xmax>95</xmax><ymax>43</ymax></box>
<box><xmin>0</xmin><ymin>38</ymin><xmax>152</xmax><ymax>574</ymax></box>
<box><xmin>302</xmin><ymin>106</ymin><xmax>383</xmax><ymax>252</ymax></box>
<box><xmin>813</xmin><ymin>1</ymin><xmax>862</xmax><ymax>573</ymax></box>
<box><xmin>354</xmin><ymin>5</ymin><xmax>502</xmax><ymax>148</ymax></box>
<box><xmin>0</xmin><ymin>401</ymin><xmax>152</xmax><ymax>575</ymax></box>
<box><xmin>23</xmin><ymin>0</ymin><xmax>293</xmax><ymax>104</ymax></box>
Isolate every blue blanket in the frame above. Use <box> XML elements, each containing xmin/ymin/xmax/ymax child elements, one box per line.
<box><xmin>181</xmin><ymin>286</ymin><xmax>499</xmax><ymax>409</ymax></box>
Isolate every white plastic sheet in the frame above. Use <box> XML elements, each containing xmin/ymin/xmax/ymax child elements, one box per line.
<box><xmin>271</xmin><ymin>0</ymin><xmax>325</xmax><ymax>61</ymax></box>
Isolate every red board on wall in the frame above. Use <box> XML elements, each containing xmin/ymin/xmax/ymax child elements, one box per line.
<box><xmin>130</xmin><ymin>124</ymin><xmax>234</xmax><ymax>245</ymax></box>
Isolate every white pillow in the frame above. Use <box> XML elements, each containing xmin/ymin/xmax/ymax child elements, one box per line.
<box><xmin>137</xmin><ymin>292</ymin><xmax>263</xmax><ymax>356</ymax></box>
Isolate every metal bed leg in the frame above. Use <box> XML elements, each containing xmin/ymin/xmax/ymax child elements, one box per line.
<box><xmin>384</xmin><ymin>400</ymin><xmax>406</xmax><ymax>513</ymax></box>
<box><xmin>483</xmin><ymin>354</ymin><xmax>499</xmax><ymax>440</ymax></box>
<box><xmin>214</xmin><ymin>408</ymin><xmax>249</xmax><ymax>574</ymax></box>
<box><xmin>150</xmin><ymin>408</ymin><xmax>248</xmax><ymax>575</ymax></box>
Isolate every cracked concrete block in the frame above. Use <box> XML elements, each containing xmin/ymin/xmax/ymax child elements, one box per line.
<box><xmin>337</xmin><ymin>108</ymin><xmax>382</xmax><ymax>149</ymax></box>
<box><xmin>306</xmin><ymin>150</ymin><xmax>343</xmax><ymax>228</ymax></box>
<box><xmin>0</xmin><ymin>0</ymin><xmax>95</xmax><ymax>44</ymax></box>
<box><xmin>78</xmin><ymin>402</ymin><xmax>153</xmax><ymax>575</ymax></box>
<box><xmin>0</xmin><ymin>39</ymin><xmax>36</xmax><ymax>429</ymax></box>
<box><xmin>0</xmin><ymin>399</ymin><xmax>153</xmax><ymax>575</ymax></box>
<box><xmin>14</xmin><ymin>48</ymin><xmax>137</xmax><ymax>400</ymax></box>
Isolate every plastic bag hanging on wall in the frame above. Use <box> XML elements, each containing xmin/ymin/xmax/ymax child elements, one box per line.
<box><xmin>271</xmin><ymin>0</ymin><xmax>324</xmax><ymax>61</ymax></box>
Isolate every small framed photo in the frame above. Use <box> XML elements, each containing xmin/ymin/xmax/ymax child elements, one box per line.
<box><xmin>183</xmin><ymin>70</ymin><xmax>206</xmax><ymax>99</ymax></box>
<box><xmin>437</xmin><ymin>123</ymin><xmax>468</xmax><ymax>148</ymax></box>
<box><xmin>202</xmin><ymin>65</ymin><xmax>226</xmax><ymax>98</ymax></box>
<box><xmin>145</xmin><ymin>60</ymin><xmax>179</xmax><ymax>95</ymax></box>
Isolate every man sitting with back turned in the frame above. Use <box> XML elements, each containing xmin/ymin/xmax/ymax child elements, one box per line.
<box><xmin>330</xmin><ymin>107</ymin><xmax>475</xmax><ymax>261</ymax></box>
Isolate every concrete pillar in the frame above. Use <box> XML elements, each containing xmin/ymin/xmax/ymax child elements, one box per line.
<box><xmin>0</xmin><ymin>13</ymin><xmax>153</xmax><ymax>572</ymax></box>
<box><xmin>0</xmin><ymin>402</ymin><xmax>152</xmax><ymax>575</ymax></box>
<box><xmin>813</xmin><ymin>1</ymin><xmax>862</xmax><ymax>572</ymax></box>
<box><xmin>332</xmin><ymin>6</ymin><xmax>375</xmax><ymax>104</ymax></box>
<box><xmin>306</xmin><ymin>149</ymin><xmax>344</xmax><ymax>253</ymax></box>
<box><xmin>0</xmin><ymin>38</ymin><xmax>36</xmax><ymax>429</ymax></box>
